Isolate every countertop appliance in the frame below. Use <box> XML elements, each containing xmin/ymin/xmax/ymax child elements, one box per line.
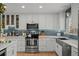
<box><xmin>25</xmin><ymin>23</ymin><xmax>39</xmax><ymax>52</ymax></box>
<box><xmin>56</xmin><ymin>39</ymin><xmax>71</xmax><ymax>56</ymax></box>
<box><xmin>0</xmin><ymin>48</ymin><xmax>6</xmax><ymax>56</ymax></box>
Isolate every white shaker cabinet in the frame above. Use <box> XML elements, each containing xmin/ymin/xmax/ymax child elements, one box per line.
<box><xmin>56</xmin><ymin>43</ymin><xmax>62</xmax><ymax>56</ymax></box>
<box><xmin>39</xmin><ymin>37</ymin><xmax>56</xmax><ymax>52</ymax></box>
<box><xmin>17</xmin><ymin>36</ymin><xmax>25</xmax><ymax>52</ymax></box>
<box><xmin>39</xmin><ymin>39</ymin><xmax>47</xmax><ymax>52</ymax></box>
<box><xmin>6</xmin><ymin>42</ymin><xmax>17</xmax><ymax>56</ymax></box>
<box><xmin>71</xmin><ymin>46</ymin><xmax>78</xmax><ymax>56</ymax></box>
<box><xmin>46</xmin><ymin>38</ymin><xmax>56</xmax><ymax>51</ymax></box>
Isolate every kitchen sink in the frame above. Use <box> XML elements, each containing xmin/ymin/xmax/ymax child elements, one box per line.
<box><xmin>57</xmin><ymin>38</ymin><xmax>68</xmax><ymax>40</ymax></box>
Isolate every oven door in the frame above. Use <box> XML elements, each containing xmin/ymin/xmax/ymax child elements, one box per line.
<box><xmin>26</xmin><ymin>39</ymin><xmax>38</xmax><ymax>46</ymax></box>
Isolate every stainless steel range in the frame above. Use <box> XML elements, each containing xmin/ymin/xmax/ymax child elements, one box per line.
<box><xmin>25</xmin><ymin>24</ymin><xmax>39</xmax><ymax>52</ymax></box>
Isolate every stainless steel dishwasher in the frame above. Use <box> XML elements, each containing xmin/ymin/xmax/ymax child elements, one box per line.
<box><xmin>62</xmin><ymin>42</ymin><xmax>71</xmax><ymax>56</ymax></box>
<box><xmin>56</xmin><ymin>39</ymin><xmax>71</xmax><ymax>56</ymax></box>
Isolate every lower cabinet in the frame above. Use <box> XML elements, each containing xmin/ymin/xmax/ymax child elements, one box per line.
<box><xmin>46</xmin><ymin>39</ymin><xmax>56</xmax><ymax>51</ymax></box>
<box><xmin>39</xmin><ymin>38</ymin><xmax>56</xmax><ymax>52</ymax></box>
<box><xmin>71</xmin><ymin>46</ymin><xmax>78</xmax><ymax>56</ymax></box>
<box><xmin>56</xmin><ymin>43</ymin><xmax>62</xmax><ymax>56</ymax></box>
<box><xmin>17</xmin><ymin>36</ymin><xmax>25</xmax><ymax>52</ymax></box>
<box><xmin>39</xmin><ymin>39</ymin><xmax>47</xmax><ymax>52</ymax></box>
<box><xmin>6</xmin><ymin>42</ymin><xmax>17</xmax><ymax>56</ymax></box>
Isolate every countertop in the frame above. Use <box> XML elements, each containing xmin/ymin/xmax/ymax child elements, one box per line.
<box><xmin>0</xmin><ymin>36</ymin><xmax>78</xmax><ymax>51</ymax></box>
<box><xmin>0</xmin><ymin>40</ymin><xmax>16</xmax><ymax>51</ymax></box>
<box><xmin>39</xmin><ymin>35</ymin><xmax>78</xmax><ymax>48</ymax></box>
<box><xmin>61</xmin><ymin>40</ymin><xmax>78</xmax><ymax>49</ymax></box>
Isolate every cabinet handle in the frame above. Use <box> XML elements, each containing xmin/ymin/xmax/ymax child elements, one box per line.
<box><xmin>12</xmin><ymin>50</ymin><xmax>14</xmax><ymax>55</ymax></box>
<box><xmin>57</xmin><ymin>45</ymin><xmax>58</xmax><ymax>48</ymax></box>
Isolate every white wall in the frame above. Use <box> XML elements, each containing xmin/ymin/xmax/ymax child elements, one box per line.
<box><xmin>19</xmin><ymin>14</ymin><xmax>59</xmax><ymax>30</ymax></box>
<box><xmin>71</xmin><ymin>4</ymin><xmax>79</xmax><ymax>29</ymax></box>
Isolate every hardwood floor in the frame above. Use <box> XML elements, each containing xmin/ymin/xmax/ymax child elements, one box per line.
<box><xmin>17</xmin><ymin>52</ymin><xmax>57</xmax><ymax>56</ymax></box>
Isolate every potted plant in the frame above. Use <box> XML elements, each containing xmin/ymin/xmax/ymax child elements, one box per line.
<box><xmin>0</xmin><ymin>3</ymin><xmax>6</xmax><ymax>37</ymax></box>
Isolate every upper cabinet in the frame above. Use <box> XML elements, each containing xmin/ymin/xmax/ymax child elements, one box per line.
<box><xmin>6</xmin><ymin>15</ymin><xmax>10</xmax><ymax>25</ymax></box>
<box><xmin>16</xmin><ymin>15</ymin><xmax>19</xmax><ymax>28</ymax></box>
<box><xmin>1</xmin><ymin>14</ymin><xmax>19</xmax><ymax>29</ymax></box>
<box><xmin>2</xmin><ymin>15</ymin><xmax>5</xmax><ymax>28</ymax></box>
<box><xmin>11</xmin><ymin>15</ymin><xmax>14</xmax><ymax>25</ymax></box>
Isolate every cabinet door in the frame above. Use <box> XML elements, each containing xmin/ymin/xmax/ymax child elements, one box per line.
<box><xmin>56</xmin><ymin>43</ymin><xmax>62</xmax><ymax>56</ymax></box>
<box><xmin>16</xmin><ymin>15</ymin><xmax>19</xmax><ymax>28</ymax></box>
<box><xmin>39</xmin><ymin>39</ymin><xmax>47</xmax><ymax>52</ymax></box>
<box><xmin>6</xmin><ymin>42</ymin><xmax>17</xmax><ymax>56</ymax></box>
<box><xmin>17</xmin><ymin>37</ymin><xmax>25</xmax><ymax>52</ymax></box>
<box><xmin>39</xmin><ymin>15</ymin><xmax>47</xmax><ymax>29</ymax></box>
<box><xmin>2</xmin><ymin>15</ymin><xmax>5</xmax><ymax>28</ymax></box>
<box><xmin>46</xmin><ymin>38</ymin><xmax>56</xmax><ymax>51</ymax></box>
<box><xmin>71</xmin><ymin>47</ymin><xmax>78</xmax><ymax>56</ymax></box>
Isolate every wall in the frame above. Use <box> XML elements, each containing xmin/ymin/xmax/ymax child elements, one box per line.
<box><xmin>71</xmin><ymin>4</ymin><xmax>79</xmax><ymax>35</ymax></box>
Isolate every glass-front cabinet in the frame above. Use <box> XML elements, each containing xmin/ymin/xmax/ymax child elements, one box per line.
<box><xmin>11</xmin><ymin>15</ymin><xmax>14</xmax><ymax>25</ymax></box>
<box><xmin>0</xmin><ymin>14</ymin><xmax>19</xmax><ymax>29</ymax></box>
<box><xmin>2</xmin><ymin>15</ymin><xmax>5</xmax><ymax>28</ymax></box>
<box><xmin>16</xmin><ymin>15</ymin><xmax>19</xmax><ymax>28</ymax></box>
<box><xmin>6</xmin><ymin>15</ymin><xmax>10</xmax><ymax>25</ymax></box>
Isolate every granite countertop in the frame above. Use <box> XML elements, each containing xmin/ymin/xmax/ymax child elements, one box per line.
<box><xmin>61</xmin><ymin>40</ymin><xmax>78</xmax><ymax>49</ymax></box>
<box><xmin>0</xmin><ymin>40</ymin><xmax>16</xmax><ymax>51</ymax></box>
<box><xmin>39</xmin><ymin>35</ymin><xmax>78</xmax><ymax>48</ymax></box>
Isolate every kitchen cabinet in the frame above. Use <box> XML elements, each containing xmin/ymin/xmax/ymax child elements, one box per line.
<box><xmin>0</xmin><ymin>14</ymin><xmax>19</xmax><ymax>29</ymax></box>
<box><xmin>39</xmin><ymin>37</ymin><xmax>56</xmax><ymax>52</ymax></box>
<box><xmin>38</xmin><ymin>15</ymin><xmax>46</xmax><ymax>29</ymax></box>
<box><xmin>16</xmin><ymin>15</ymin><xmax>19</xmax><ymax>28</ymax></box>
<box><xmin>6</xmin><ymin>15</ymin><xmax>10</xmax><ymax>25</ymax></box>
<box><xmin>2</xmin><ymin>15</ymin><xmax>5</xmax><ymax>28</ymax></box>
<box><xmin>17</xmin><ymin>36</ymin><xmax>25</xmax><ymax>52</ymax></box>
<box><xmin>6</xmin><ymin>42</ymin><xmax>17</xmax><ymax>56</ymax></box>
<box><xmin>46</xmin><ymin>38</ymin><xmax>56</xmax><ymax>51</ymax></box>
<box><xmin>71</xmin><ymin>46</ymin><xmax>78</xmax><ymax>56</ymax></box>
<box><xmin>39</xmin><ymin>39</ymin><xmax>47</xmax><ymax>52</ymax></box>
<box><xmin>56</xmin><ymin>42</ymin><xmax>62</xmax><ymax>56</ymax></box>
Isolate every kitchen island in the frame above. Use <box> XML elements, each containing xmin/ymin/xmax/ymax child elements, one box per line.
<box><xmin>0</xmin><ymin>39</ymin><xmax>17</xmax><ymax>56</ymax></box>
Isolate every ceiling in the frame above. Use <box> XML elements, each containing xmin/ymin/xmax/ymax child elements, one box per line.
<box><xmin>4</xmin><ymin>3</ymin><xmax>70</xmax><ymax>14</ymax></box>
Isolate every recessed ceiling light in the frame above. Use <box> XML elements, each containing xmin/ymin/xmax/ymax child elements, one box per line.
<box><xmin>21</xmin><ymin>6</ymin><xmax>25</xmax><ymax>8</ymax></box>
<box><xmin>39</xmin><ymin>6</ymin><xmax>43</xmax><ymax>8</ymax></box>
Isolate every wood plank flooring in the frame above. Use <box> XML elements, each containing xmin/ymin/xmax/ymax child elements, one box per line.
<box><xmin>17</xmin><ymin>52</ymin><xmax>57</xmax><ymax>56</ymax></box>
